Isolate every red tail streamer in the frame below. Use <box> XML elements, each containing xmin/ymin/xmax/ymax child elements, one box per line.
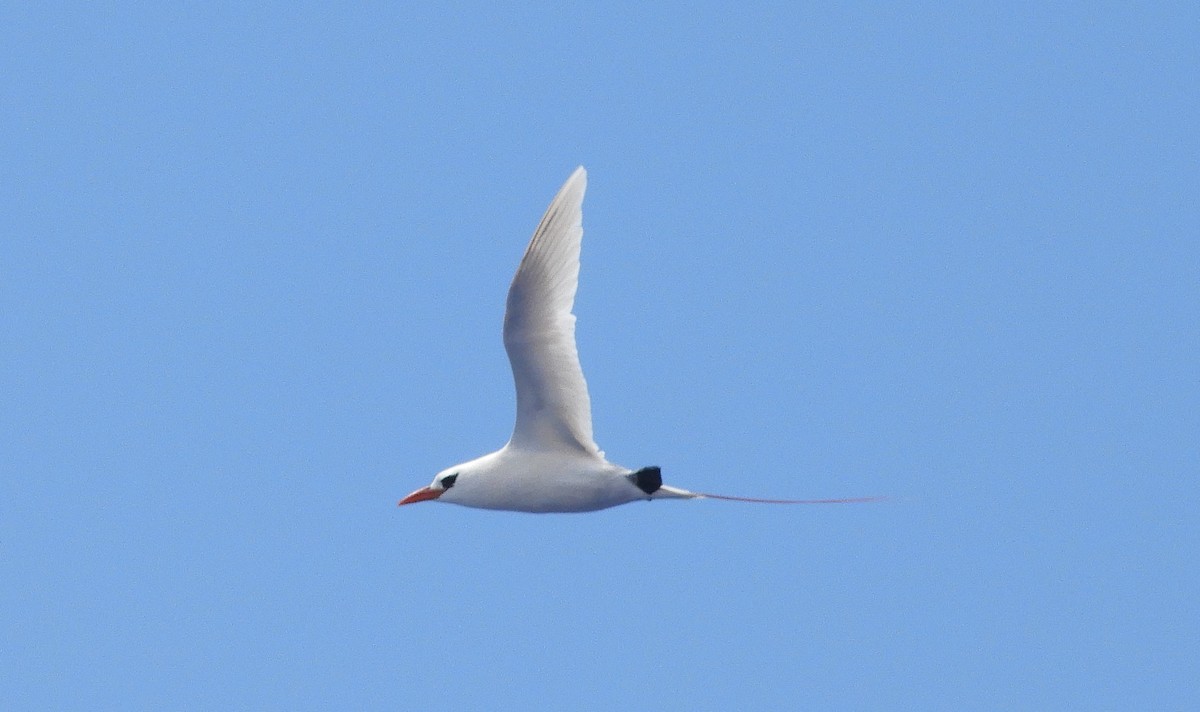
<box><xmin>698</xmin><ymin>493</ymin><xmax>886</xmax><ymax>504</ymax></box>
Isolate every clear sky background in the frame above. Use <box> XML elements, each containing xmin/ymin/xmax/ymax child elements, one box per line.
<box><xmin>3</xmin><ymin>3</ymin><xmax>1196</xmax><ymax>710</ymax></box>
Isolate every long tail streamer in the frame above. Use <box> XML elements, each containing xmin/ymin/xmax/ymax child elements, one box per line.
<box><xmin>697</xmin><ymin>493</ymin><xmax>886</xmax><ymax>504</ymax></box>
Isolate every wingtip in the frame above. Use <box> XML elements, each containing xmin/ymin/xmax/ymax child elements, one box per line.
<box><xmin>545</xmin><ymin>166</ymin><xmax>587</xmax><ymax>210</ymax></box>
<box><xmin>567</xmin><ymin>165</ymin><xmax>587</xmax><ymax>187</ymax></box>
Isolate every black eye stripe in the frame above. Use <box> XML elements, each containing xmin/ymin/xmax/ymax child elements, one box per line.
<box><xmin>441</xmin><ymin>473</ymin><xmax>458</xmax><ymax>489</ymax></box>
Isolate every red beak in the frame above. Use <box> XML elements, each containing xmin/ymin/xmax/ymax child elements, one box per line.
<box><xmin>398</xmin><ymin>486</ymin><xmax>443</xmax><ymax>506</ymax></box>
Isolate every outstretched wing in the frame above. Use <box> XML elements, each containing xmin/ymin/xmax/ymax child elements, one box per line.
<box><xmin>502</xmin><ymin>167</ymin><xmax>602</xmax><ymax>457</ymax></box>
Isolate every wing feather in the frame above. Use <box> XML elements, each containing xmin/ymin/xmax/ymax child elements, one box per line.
<box><xmin>502</xmin><ymin>167</ymin><xmax>601</xmax><ymax>456</ymax></box>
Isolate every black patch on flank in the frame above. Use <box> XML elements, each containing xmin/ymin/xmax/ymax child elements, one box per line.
<box><xmin>441</xmin><ymin>473</ymin><xmax>458</xmax><ymax>489</ymax></box>
<box><xmin>631</xmin><ymin>466</ymin><xmax>662</xmax><ymax>495</ymax></box>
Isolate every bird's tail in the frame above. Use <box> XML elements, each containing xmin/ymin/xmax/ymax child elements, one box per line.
<box><xmin>631</xmin><ymin>466</ymin><xmax>698</xmax><ymax>499</ymax></box>
<box><xmin>651</xmin><ymin>484</ymin><xmax>703</xmax><ymax>500</ymax></box>
<box><xmin>652</xmin><ymin>485</ymin><xmax>879</xmax><ymax>503</ymax></box>
<box><xmin>694</xmin><ymin>492</ymin><xmax>885</xmax><ymax>504</ymax></box>
<box><xmin>636</xmin><ymin>466</ymin><xmax>881</xmax><ymax>503</ymax></box>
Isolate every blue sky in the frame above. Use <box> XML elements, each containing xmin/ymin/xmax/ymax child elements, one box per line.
<box><xmin>3</xmin><ymin>3</ymin><xmax>1196</xmax><ymax>709</ymax></box>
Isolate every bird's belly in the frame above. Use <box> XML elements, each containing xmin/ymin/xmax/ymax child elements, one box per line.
<box><xmin>463</xmin><ymin>468</ymin><xmax>641</xmax><ymax>513</ymax></box>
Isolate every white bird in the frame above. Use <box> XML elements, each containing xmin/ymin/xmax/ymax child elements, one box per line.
<box><xmin>399</xmin><ymin>167</ymin><xmax>878</xmax><ymax>512</ymax></box>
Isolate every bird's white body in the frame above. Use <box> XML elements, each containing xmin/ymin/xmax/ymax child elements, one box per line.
<box><xmin>433</xmin><ymin>446</ymin><xmax>687</xmax><ymax>513</ymax></box>
<box><xmin>398</xmin><ymin>167</ymin><xmax>876</xmax><ymax>513</ymax></box>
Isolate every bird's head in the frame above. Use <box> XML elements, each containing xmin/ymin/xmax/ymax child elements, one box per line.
<box><xmin>397</xmin><ymin>470</ymin><xmax>459</xmax><ymax>506</ymax></box>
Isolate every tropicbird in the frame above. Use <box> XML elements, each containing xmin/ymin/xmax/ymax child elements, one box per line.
<box><xmin>399</xmin><ymin>167</ymin><xmax>878</xmax><ymax>512</ymax></box>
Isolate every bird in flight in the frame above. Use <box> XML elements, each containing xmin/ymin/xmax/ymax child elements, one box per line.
<box><xmin>399</xmin><ymin>167</ymin><xmax>879</xmax><ymax>512</ymax></box>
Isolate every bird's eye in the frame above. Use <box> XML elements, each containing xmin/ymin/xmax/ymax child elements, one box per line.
<box><xmin>441</xmin><ymin>473</ymin><xmax>458</xmax><ymax>489</ymax></box>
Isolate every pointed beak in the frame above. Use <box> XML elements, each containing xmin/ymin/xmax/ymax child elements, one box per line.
<box><xmin>398</xmin><ymin>486</ymin><xmax>443</xmax><ymax>506</ymax></box>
